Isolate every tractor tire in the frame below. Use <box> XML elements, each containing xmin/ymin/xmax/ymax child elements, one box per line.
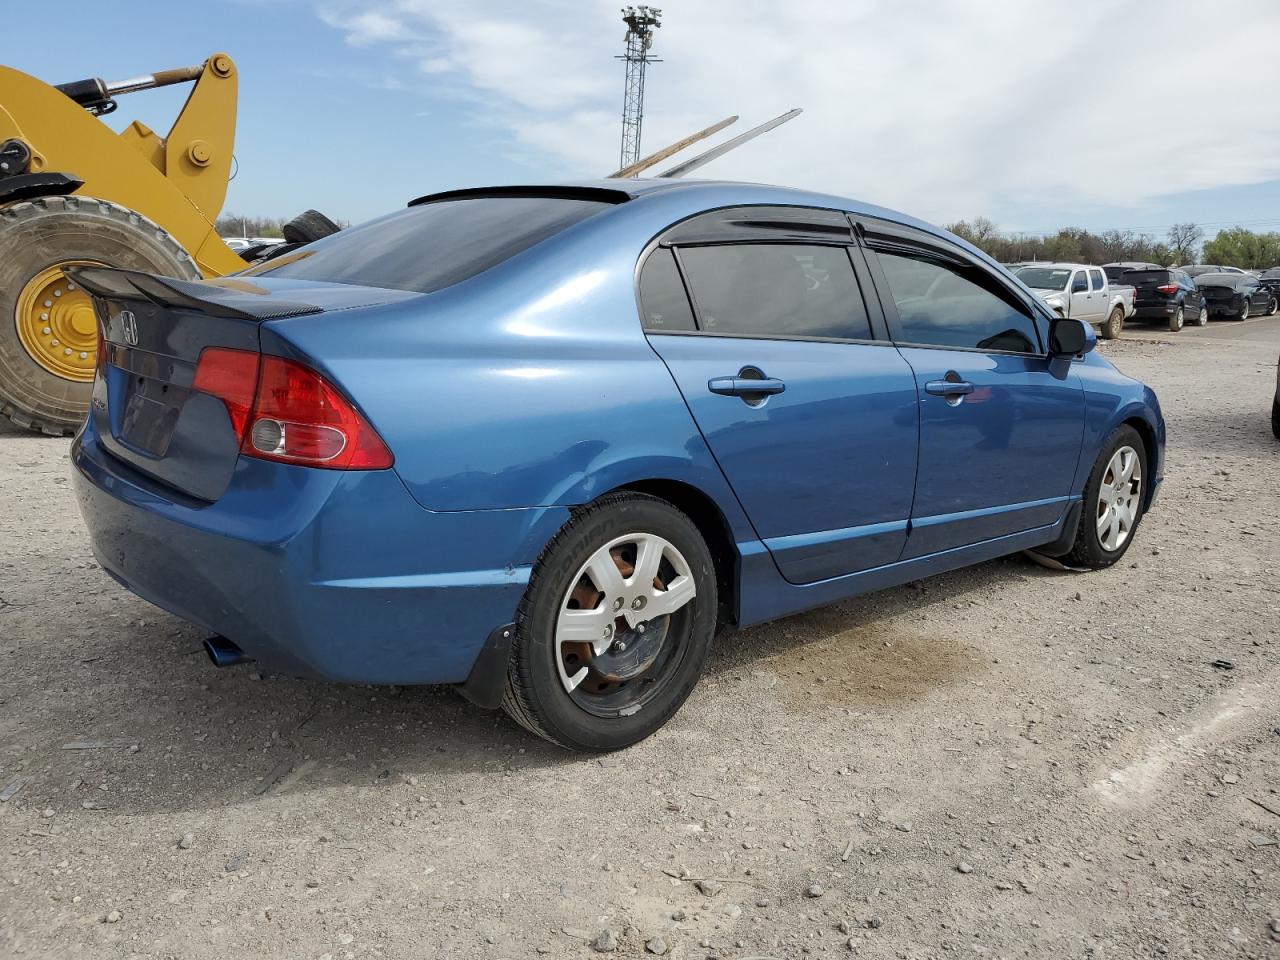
<box><xmin>0</xmin><ymin>195</ymin><xmax>199</xmax><ymax>435</ymax></box>
<box><xmin>282</xmin><ymin>209</ymin><xmax>340</xmax><ymax>245</ymax></box>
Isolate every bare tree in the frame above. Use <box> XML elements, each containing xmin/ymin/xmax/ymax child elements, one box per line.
<box><xmin>1166</xmin><ymin>223</ymin><xmax>1203</xmax><ymax>266</ymax></box>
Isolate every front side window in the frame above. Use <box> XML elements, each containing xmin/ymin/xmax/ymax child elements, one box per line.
<box><xmin>876</xmin><ymin>250</ymin><xmax>1040</xmax><ymax>354</ymax></box>
<box><xmin>1071</xmin><ymin>272</ymin><xmax>1088</xmax><ymax>293</ymax></box>
<box><xmin>677</xmin><ymin>244</ymin><xmax>872</xmax><ymax>340</ymax></box>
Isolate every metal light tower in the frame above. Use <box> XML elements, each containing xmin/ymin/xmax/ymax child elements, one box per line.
<box><xmin>617</xmin><ymin>6</ymin><xmax>662</xmax><ymax>172</ymax></box>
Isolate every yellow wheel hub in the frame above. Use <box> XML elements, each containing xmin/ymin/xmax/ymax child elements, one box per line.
<box><xmin>15</xmin><ymin>261</ymin><xmax>104</xmax><ymax>382</ymax></box>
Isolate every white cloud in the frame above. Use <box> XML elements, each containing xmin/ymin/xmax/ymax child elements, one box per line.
<box><xmin>315</xmin><ymin>0</ymin><xmax>1280</xmax><ymax>226</ymax></box>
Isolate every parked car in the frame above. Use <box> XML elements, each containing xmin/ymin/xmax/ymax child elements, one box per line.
<box><xmin>1197</xmin><ymin>271</ymin><xmax>1278</xmax><ymax>320</ymax></box>
<box><xmin>1013</xmin><ymin>262</ymin><xmax>1136</xmax><ymax>337</ymax></box>
<box><xmin>1257</xmin><ymin>267</ymin><xmax>1280</xmax><ymax>304</ymax></box>
<box><xmin>1273</xmin><ymin>350</ymin><xmax>1280</xmax><ymax>440</ymax></box>
<box><xmin>68</xmin><ymin>180</ymin><xmax>1166</xmax><ymax>750</ymax></box>
<box><xmin>1182</xmin><ymin>264</ymin><xmax>1246</xmax><ymax>278</ymax></box>
<box><xmin>1109</xmin><ymin>266</ymin><xmax>1207</xmax><ymax>329</ymax></box>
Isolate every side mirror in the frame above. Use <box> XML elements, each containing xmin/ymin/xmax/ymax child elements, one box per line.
<box><xmin>1049</xmin><ymin>317</ymin><xmax>1094</xmax><ymax>357</ymax></box>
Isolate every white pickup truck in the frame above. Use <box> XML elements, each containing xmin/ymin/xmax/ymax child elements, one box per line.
<box><xmin>1012</xmin><ymin>263</ymin><xmax>1136</xmax><ymax>340</ymax></box>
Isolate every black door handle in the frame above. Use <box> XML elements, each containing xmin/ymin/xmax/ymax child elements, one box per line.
<box><xmin>708</xmin><ymin>376</ymin><xmax>786</xmax><ymax>397</ymax></box>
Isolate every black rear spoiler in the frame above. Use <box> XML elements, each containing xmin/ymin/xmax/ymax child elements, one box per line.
<box><xmin>66</xmin><ymin>266</ymin><xmax>322</xmax><ymax>321</ymax></box>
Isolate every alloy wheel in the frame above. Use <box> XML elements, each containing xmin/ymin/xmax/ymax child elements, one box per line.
<box><xmin>555</xmin><ymin>532</ymin><xmax>697</xmax><ymax>716</ymax></box>
<box><xmin>1096</xmin><ymin>445</ymin><xmax>1142</xmax><ymax>552</ymax></box>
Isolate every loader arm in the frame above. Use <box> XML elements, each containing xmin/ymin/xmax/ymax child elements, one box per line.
<box><xmin>0</xmin><ymin>54</ymin><xmax>244</xmax><ymax>277</ymax></box>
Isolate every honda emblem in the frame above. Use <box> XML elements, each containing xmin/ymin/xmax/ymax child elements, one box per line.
<box><xmin>119</xmin><ymin>310</ymin><xmax>139</xmax><ymax>347</ymax></box>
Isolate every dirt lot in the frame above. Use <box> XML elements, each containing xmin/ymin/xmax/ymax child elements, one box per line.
<box><xmin>2</xmin><ymin>319</ymin><xmax>1278</xmax><ymax>960</ymax></box>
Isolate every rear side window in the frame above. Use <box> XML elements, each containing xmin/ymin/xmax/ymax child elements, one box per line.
<box><xmin>1090</xmin><ymin>269</ymin><xmax>1105</xmax><ymax>290</ymax></box>
<box><xmin>638</xmin><ymin>248</ymin><xmax>695</xmax><ymax>331</ymax></box>
<box><xmin>244</xmin><ymin>196</ymin><xmax>611</xmax><ymax>294</ymax></box>
<box><xmin>876</xmin><ymin>250</ymin><xmax>1040</xmax><ymax>354</ymax></box>
<box><xmin>677</xmin><ymin>244</ymin><xmax>872</xmax><ymax>340</ymax></box>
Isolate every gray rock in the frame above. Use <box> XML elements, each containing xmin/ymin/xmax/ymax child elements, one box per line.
<box><xmin>589</xmin><ymin>929</ymin><xmax>618</xmax><ymax>953</ymax></box>
<box><xmin>695</xmin><ymin>878</ymin><xmax>723</xmax><ymax>896</ymax></box>
<box><xmin>103</xmin><ymin>910</ymin><xmax>122</xmax><ymax>923</ymax></box>
<box><xmin>957</xmin><ymin>861</ymin><xmax>974</xmax><ymax>874</ymax></box>
<box><xmin>178</xmin><ymin>832</ymin><xmax>194</xmax><ymax>850</ymax></box>
<box><xmin>645</xmin><ymin>935</ymin><xmax>670</xmax><ymax>955</ymax></box>
<box><xmin>721</xmin><ymin>903</ymin><xmax>742</xmax><ymax>919</ymax></box>
<box><xmin>866</xmin><ymin>916</ymin><xmax>883</xmax><ymax>929</ymax></box>
<box><xmin>837</xmin><ymin>919</ymin><xmax>852</xmax><ymax>934</ymax></box>
<box><xmin>804</xmin><ymin>883</ymin><xmax>825</xmax><ymax>898</ymax></box>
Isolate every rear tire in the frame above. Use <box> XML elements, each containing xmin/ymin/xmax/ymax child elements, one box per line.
<box><xmin>1063</xmin><ymin>425</ymin><xmax>1149</xmax><ymax>570</ymax></box>
<box><xmin>1101</xmin><ymin>306</ymin><xmax>1124</xmax><ymax>339</ymax></box>
<box><xmin>1194</xmin><ymin>300</ymin><xmax>1209</xmax><ymax>326</ymax></box>
<box><xmin>1168</xmin><ymin>305</ymin><xmax>1184</xmax><ymax>332</ymax></box>
<box><xmin>1268</xmin><ymin>298</ymin><xmax>1278</xmax><ymax>317</ymax></box>
<box><xmin>1237</xmin><ymin>298</ymin><xmax>1250</xmax><ymax>321</ymax></box>
<box><xmin>0</xmin><ymin>196</ymin><xmax>199</xmax><ymax>435</ymax></box>
<box><xmin>502</xmin><ymin>493</ymin><xmax>718</xmax><ymax>751</ymax></box>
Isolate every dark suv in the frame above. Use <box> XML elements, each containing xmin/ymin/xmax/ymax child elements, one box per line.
<box><xmin>1108</xmin><ymin>266</ymin><xmax>1206</xmax><ymax>328</ymax></box>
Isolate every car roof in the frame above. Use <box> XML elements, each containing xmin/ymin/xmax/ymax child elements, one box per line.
<box><xmin>1013</xmin><ymin>262</ymin><xmax>1090</xmax><ymax>270</ymax></box>
<box><xmin>409</xmin><ymin>177</ymin><xmax>971</xmax><ymax>249</ymax></box>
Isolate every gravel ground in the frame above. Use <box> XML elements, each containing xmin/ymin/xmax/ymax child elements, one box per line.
<box><xmin>1</xmin><ymin>323</ymin><xmax>1278</xmax><ymax>960</ymax></box>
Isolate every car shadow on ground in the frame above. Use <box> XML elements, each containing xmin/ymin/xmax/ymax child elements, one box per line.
<box><xmin>7</xmin><ymin>547</ymin><xmax>1072</xmax><ymax>817</ymax></box>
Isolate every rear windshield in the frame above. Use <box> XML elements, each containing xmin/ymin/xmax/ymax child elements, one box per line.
<box><xmin>244</xmin><ymin>196</ymin><xmax>612</xmax><ymax>294</ymax></box>
<box><xmin>1121</xmin><ymin>269</ymin><xmax>1172</xmax><ymax>283</ymax></box>
<box><xmin>1013</xmin><ymin>267</ymin><xmax>1071</xmax><ymax>290</ymax></box>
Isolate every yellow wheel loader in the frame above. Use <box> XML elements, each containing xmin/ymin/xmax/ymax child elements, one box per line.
<box><xmin>0</xmin><ymin>54</ymin><xmax>249</xmax><ymax>434</ymax></box>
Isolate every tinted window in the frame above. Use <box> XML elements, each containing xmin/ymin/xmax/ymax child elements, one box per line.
<box><xmin>1103</xmin><ymin>266</ymin><xmax>1126</xmax><ymax>282</ymax></box>
<box><xmin>1090</xmin><ymin>269</ymin><xmax>1105</xmax><ymax>290</ymax></box>
<box><xmin>1071</xmin><ymin>272</ymin><xmax>1088</xmax><ymax>293</ymax></box>
<box><xmin>1123</xmin><ymin>269</ymin><xmax>1172</xmax><ymax>284</ymax></box>
<box><xmin>244</xmin><ymin>196</ymin><xmax>611</xmax><ymax>294</ymax></box>
<box><xmin>876</xmin><ymin>250</ymin><xmax>1039</xmax><ymax>354</ymax></box>
<box><xmin>678</xmin><ymin>244</ymin><xmax>872</xmax><ymax>340</ymax></box>
<box><xmin>637</xmin><ymin>248</ymin><xmax>695</xmax><ymax>331</ymax></box>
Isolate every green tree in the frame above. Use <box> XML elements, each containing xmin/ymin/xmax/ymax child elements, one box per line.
<box><xmin>1201</xmin><ymin>228</ymin><xmax>1280</xmax><ymax>269</ymax></box>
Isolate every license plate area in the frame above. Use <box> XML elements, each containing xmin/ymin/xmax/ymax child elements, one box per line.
<box><xmin>119</xmin><ymin>377</ymin><xmax>186</xmax><ymax>458</ymax></box>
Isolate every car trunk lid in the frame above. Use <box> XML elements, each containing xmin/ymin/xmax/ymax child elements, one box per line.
<box><xmin>70</xmin><ymin>267</ymin><xmax>413</xmax><ymax>501</ymax></box>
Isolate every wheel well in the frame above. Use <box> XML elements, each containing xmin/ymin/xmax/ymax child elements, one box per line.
<box><xmin>1123</xmin><ymin>417</ymin><xmax>1158</xmax><ymax>509</ymax></box>
<box><xmin>615</xmin><ymin>479</ymin><xmax>738</xmax><ymax>627</ymax></box>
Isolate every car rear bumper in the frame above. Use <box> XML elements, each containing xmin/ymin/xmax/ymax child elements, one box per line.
<box><xmin>1131</xmin><ymin>300</ymin><xmax>1179</xmax><ymax>319</ymax></box>
<box><xmin>71</xmin><ymin>421</ymin><xmax>568</xmax><ymax>685</ymax></box>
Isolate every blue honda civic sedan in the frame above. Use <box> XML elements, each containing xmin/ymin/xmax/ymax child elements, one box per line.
<box><xmin>70</xmin><ymin>179</ymin><xmax>1165</xmax><ymax>750</ymax></box>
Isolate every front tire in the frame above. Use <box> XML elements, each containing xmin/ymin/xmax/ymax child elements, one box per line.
<box><xmin>502</xmin><ymin>493</ymin><xmax>718</xmax><ymax>751</ymax></box>
<box><xmin>1063</xmin><ymin>425</ymin><xmax>1149</xmax><ymax>570</ymax></box>
<box><xmin>1168</xmin><ymin>305</ymin><xmax>1184</xmax><ymax>332</ymax></box>
<box><xmin>1101</xmin><ymin>306</ymin><xmax>1124</xmax><ymax>339</ymax></box>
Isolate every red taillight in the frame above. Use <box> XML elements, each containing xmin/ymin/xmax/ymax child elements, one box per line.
<box><xmin>192</xmin><ymin>347</ymin><xmax>393</xmax><ymax>470</ymax></box>
<box><xmin>1155</xmin><ymin>283</ymin><xmax>1179</xmax><ymax>294</ymax></box>
<box><xmin>192</xmin><ymin>348</ymin><xmax>259</xmax><ymax>437</ymax></box>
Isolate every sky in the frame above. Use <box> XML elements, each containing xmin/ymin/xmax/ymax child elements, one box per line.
<box><xmin>6</xmin><ymin>0</ymin><xmax>1280</xmax><ymax>240</ymax></box>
